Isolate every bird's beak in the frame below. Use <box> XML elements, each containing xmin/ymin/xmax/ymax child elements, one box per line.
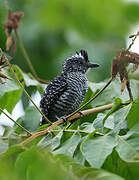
<box><xmin>87</xmin><ymin>62</ymin><xmax>100</xmax><ymax>68</ymax></box>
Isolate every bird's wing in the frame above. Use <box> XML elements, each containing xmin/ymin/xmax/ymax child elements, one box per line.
<box><xmin>40</xmin><ymin>73</ymin><xmax>67</xmax><ymax>117</ymax></box>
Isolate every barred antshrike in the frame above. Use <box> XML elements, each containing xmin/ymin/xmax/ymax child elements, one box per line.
<box><xmin>40</xmin><ymin>50</ymin><xmax>99</xmax><ymax>125</ymax></box>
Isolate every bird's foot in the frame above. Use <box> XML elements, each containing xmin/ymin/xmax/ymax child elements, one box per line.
<box><xmin>78</xmin><ymin>111</ymin><xmax>83</xmax><ymax>117</ymax></box>
<box><xmin>66</xmin><ymin>111</ymin><xmax>83</xmax><ymax>129</ymax></box>
<box><xmin>61</xmin><ymin>116</ymin><xmax>67</xmax><ymax>126</ymax></box>
<box><xmin>55</xmin><ymin>115</ymin><xmax>67</xmax><ymax>126</ymax></box>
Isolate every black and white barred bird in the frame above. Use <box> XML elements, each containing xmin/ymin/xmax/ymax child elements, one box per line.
<box><xmin>40</xmin><ymin>50</ymin><xmax>99</xmax><ymax>125</ymax></box>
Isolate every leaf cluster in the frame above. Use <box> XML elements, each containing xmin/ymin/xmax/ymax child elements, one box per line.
<box><xmin>0</xmin><ymin>64</ymin><xmax>139</xmax><ymax>179</ymax></box>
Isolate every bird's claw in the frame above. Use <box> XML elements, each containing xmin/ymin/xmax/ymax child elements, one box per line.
<box><xmin>78</xmin><ymin>111</ymin><xmax>83</xmax><ymax>116</ymax></box>
<box><xmin>61</xmin><ymin>116</ymin><xmax>67</xmax><ymax>126</ymax></box>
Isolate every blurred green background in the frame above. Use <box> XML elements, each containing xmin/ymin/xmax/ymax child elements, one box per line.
<box><xmin>0</xmin><ymin>0</ymin><xmax>139</xmax><ymax>82</ymax></box>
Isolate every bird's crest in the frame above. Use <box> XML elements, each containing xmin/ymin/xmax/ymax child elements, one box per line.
<box><xmin>76</xmin><ymin>50</ymin><xmax>88</xmax><ymax>61</ymax></box>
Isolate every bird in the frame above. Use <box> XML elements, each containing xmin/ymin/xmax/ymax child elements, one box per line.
<box><xmin>40</xmin><ymin>50</ymin><xmax>99</xmax><ymax>125</ymax></box>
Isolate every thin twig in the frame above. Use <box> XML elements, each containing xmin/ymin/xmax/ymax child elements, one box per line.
<box><xmin>0</xmin><ymin>107</ymin><xmax>32</xmax><ymax>135</ymax></box>
<box><xmin>19</xmin><ymin>102</ymin><xmax>130</xmax><ymax>146</ymax></box>
<box><xmin>0</xmin><ymin>48</ymin><xmax>52</xmax><ymax>124</ymax></box>
<box><xmin>0</xmin><ymin>133</ymin><xmax>30</xmax><ymax>140</ymax></box>
<box><xmin>127</xmin><ymin>31</ymin><xmax>139</xmax><ymax>51</ymax></box>
<box><xmin>0</xmin><ymin>136</ymin><xmax>8</xmax><ymax>140</ymax></box>
<box><xmin>3</xmin><ymin>0</ymin><xmax>49</xmax><ymax>85</ymax></box>
<box><xmin>52</xmin><ymin>129</ymin><xmax>104</xmax><ymax>136</ymax></box>
<box><xmin>14</xmin><ymin>30</ymin><xmax>49</xmax><ymax>84</ymax></box>
<box><xmin>14</xmin><ymin>30</ymin><xmax>38</xmax><ymax>79</ymax></box>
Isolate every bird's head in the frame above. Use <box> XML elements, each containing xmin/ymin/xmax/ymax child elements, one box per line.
<box><xmin>62</xmin><ymin>50</ymin><xmax>99</xmax><ymax>74</ymax></box>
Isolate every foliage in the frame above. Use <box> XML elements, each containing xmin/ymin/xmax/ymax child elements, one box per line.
<box><xmin>0</xmin><ymin>64</ymin><xmax>139</xmax><ymax>179</ymax></box>
<box><xmin>0</xmin><ymin>0</ymin><xmax>139</xmax><ymax>180</ymax></box>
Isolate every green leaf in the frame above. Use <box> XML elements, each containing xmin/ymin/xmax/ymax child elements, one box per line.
<box><xmin>127</xmin><ymin>99</ymin><xmax>139</xmax><ymax>128</ymax></box>
<box><xmin>54</xmin><ymin>153</ymin><xmax>82</xmax><ymax>168</ymax></box>
<box><xmin>21</xmin><ymin>106</ymin><xmax>41</xmax><ymax>132</ymax></box>
<box><xmin>13</xmin><ymin>118</ymin><xmax>23</xmax><ymax>134</ymax></box>
<box><xmin>0</xmin><ymin>145</ymin><xmax>25</xmax><ymax>162</ymax></box>
<box><xmin>0</xmin><ymin>145</ymin><xmax>25</xmax><ymax>180</ymax></box>
<box><xmin>27</xmin><ymin>158</ymin><xmax>73</xmax><ymax>180</ymax></box>
<box><xmin>116</xmin><ymin>134</ymin><xmax>139</xmax><ymax>163</ymax></box>
<box><xmin>126</xmin><ymin>123</ymin><xmax>139</xmax><ymax>138</ymax></box>
<box><xmin>93</xmin><ymin>113</ymin><xmax>114</xmax><ymax>131</ymax></box>
<box><xmin>0</xmin><ymin>65</ymin><xmax>24</xmax><ymax>114</ymax></box>
<box><xmin>37</xmin><ymin>84</ymin><xmax>45</xmax><ymax>94</ymax></box>
<box><xmin>103</xmin><ymin>149</ymin><xmax>139</xmax><ymax>180</ymax></box>
<box><xmin>81</xmin><ymin>134</ymin><xmax>117</xmax><ymax>168</ymax></box>
<box><xmin>82</xmin><ymin>129</ymin><xmax>101</xmax><ymax>142</ymax></box>
<box><xmin>15</xmin><ymin>147</ymin><xmax>75</xmax><ymax>180</ymax></box>
<box><xmin>103</xmin><ymin>98</ymin><xmax>122</xmax><ymax>125</ymax></box>
<box><xmin>55</xmin><ymin>153</ymin><xmax>124</xmax><ymax>180</ymax></box>
<box><xmin>37</xmin><ymin>133</ymin><xmax>54</xmax><ymax>150</ymax></box>
<box><xmin>74</xmin><ymin>148</ymin><xmax>85</xmax><ymax>165</ymax></box>
<box><xmin>75</xmin><ymin>167</ymin><xmax>124</xmax><ymax>180</ymax></box>
<box><xmin>0</xmin><ymin>89</ymin><xmax>22</xmax><ymax>114</ymax></box>
<box><xmin>22</xmin><ymin>72</ymin><xmax>40</xmax><ymax>87</ymax></box>
<box><xmin>111</xmin><ymin>104</ymin><xmax>132</xmax><ymax>135</ymax></box>
<box><xmin>93</xmin><ymin>113</ymin><xmax>106</xmax><ymax>131</ymax></box>
<box><xmin>80</xmin><ymin>122</ymin><xmax>95</xmax><ymax>133</ymax></box>
<box><xmin>0</xmin><ymin>139</ymin><xmax>8</xmax><ymax>154</ymax></box>
<box><xmin>15</xmin><ymin>147</ymin><xmax>39</xmax><ymax>178</ymax></box>
<box><xmin>53</xmin><ymin>132</ymin><xmax>81</xmax><ymax>157</ymax></box>
<box><xmin>51</xmin><ymin>130</ymin><xmax>63</xmax><ymax>151</ymax></box>
<box><xmin>88</xmin><ymin>80</ymin><xmax>138</xmax><ymax>107</ymax></box>
<box><xmin>37</xmin><ymin>123</ymin><xmax>50</xmax><ymax>131</ymax></box>
<box><xmin>8</xmin><ymin>133</ymin><xmax>22</xmax><ymax>147</ymax></box>
<box><xmin>0</xmin><ymin>65</ymin><xmax>23</xmax><ymax>98</ymax></box>
<box><xmin>88</xmin><ymin>81</ymin><xmax>118</xmax><ymax>107</ymax></box>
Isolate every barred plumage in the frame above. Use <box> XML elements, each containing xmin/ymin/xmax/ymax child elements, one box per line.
<box><xmin>40</xmin><ymin>50</ymin><xmax>99</xmax><ymax>125</ymax></box>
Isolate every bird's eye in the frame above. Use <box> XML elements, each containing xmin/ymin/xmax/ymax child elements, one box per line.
<box><xmin>78</xmin><ymin>59</ymin><xmax>83</xmax><ymax>65</ymax></box>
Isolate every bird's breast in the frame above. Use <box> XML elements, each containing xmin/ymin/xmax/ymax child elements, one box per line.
<box><xmin>51</xmin><ymin>72</ymin><xmax>88</xmax><ymax>118</ymax></box>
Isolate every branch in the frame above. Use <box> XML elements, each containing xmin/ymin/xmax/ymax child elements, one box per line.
<box><xmin>52</xmin><ymin>129</ymin><xmax>104</xmax><ymax>136</ymax></box>
<box><xmin>0</xmin><ymin>48</ymin><xmax>52</xmax><ymax>124</ymax></box>
<box><xmin>0</xmin><ymin>107</ymin><xmax>32</xmax><ymax>135</ymax></box>
<box><xmin>127</xmin><ymin>31</ymin><xmax>139</xmax><ymax>51</ymax></box>
<box><xmin>19</xmin><ymin>103</ymin><xmax>117</xmax><ymax>146</ymax></box>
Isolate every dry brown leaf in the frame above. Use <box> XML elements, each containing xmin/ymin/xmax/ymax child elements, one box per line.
<box><xmin>6</xmin><ymin>36</ymin><xmax>13</xmax><ymax>51</ymax></box>
<box><xmin>111</xmin><ymin>49</ymin><xmax>139</xmax><ymax>101</ymax></box>
<box><xmin>131</xmin><ymin>64</ymin><xmax>138</xmax><ymax>73</ymax></box>
<box><xmin>4</xmin><ymin>10</ymin><xmax>24</xmax><ymax>35</ymax></box>
<box><xmin>4</xmin><ymin>10</ymin><xmax>24</xmax><ymax>53</ymax></box>
<box><xmin>121</xmin><ymin>79</ymin><xmax>127</xmax><ymax>94</ymax></box>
